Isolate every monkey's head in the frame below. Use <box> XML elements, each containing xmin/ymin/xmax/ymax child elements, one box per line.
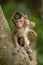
<box><xmin>11</xmin><ymin>12</ymin><xmax>27</xmax><ymax>28</ymax></box>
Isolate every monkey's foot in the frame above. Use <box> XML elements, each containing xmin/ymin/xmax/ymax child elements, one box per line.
<box><xmin>28</xmin><ymin>53</ymin><xmax>33</xmax><ymax>61</ymax></box>
<box><xmin>12</xmin><ymin>46</ymin><xmax>21</xmax><ymax>55</ymax></box>
<box><xmin>25</xmin><ymin>47</ymin><xmax>33</xmax><ymax>61</ymax></box>
<box><xmin>27</xmin><ymin>48</ymin><xmax>35</xmax><ymax>61</ymax></box>
<box><xmin>12</xmin><ymin>48</ymin><xmax>19</xmax><ymax>55</ymax></box>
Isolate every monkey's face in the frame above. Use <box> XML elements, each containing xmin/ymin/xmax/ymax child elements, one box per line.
<box><xmin>12</xmin><ymin>17</ymin><xmax>25</xmax><ymax>28</ymax></box>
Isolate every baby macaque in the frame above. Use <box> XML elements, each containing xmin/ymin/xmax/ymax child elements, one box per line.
<box><xmin>11</xmin><ymin>12</ymin><xmax>37</xmax><ymax>60</ymax></box>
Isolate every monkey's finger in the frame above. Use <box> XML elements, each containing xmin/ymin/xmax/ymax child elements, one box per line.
<box><xmin>30</xmin><ymin>31</ymin><xmax>37</xmax><ymax>37</ymax></box>
<box><xmin>30</xmin><ymin>22</ymin><xmax>36</xmax><ymax>27</ymax></box>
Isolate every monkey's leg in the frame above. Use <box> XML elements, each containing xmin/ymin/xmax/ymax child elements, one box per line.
<box><xmin>12</xmin><ymin>36</ymin><xmax>21</xmax><ymax>55</ymax></box>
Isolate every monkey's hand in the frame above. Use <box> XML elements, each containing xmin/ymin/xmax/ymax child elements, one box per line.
<box><xmin>28</xmin><ymin>30</ymin><xmax>37</xmax><ymax>37</ymax></box>
<box><xmin>26</xmin><ymin>19</ymin><xmax>35</xmax><ymax>27</ymax></box>
<box><xmin>29</xmin><ymin>22</ymin><xmax>35</xmax><ymax>27</ymax></box>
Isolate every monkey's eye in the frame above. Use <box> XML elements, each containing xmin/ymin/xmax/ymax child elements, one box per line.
<box><xmin>16</xmin><ymin>21</ymin><xmax>18</xmax><ymax>23</ymax></box>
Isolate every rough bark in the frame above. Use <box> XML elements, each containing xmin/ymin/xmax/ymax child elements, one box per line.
<box><xmin>0</xmin><ymin>5</ymin><xmax>37</xmax><ymax>65</ymax></box>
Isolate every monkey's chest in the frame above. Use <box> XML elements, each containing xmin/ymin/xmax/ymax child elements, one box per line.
<box><xmin>17</xmin><ymin>27</ymin><xmax>30</xmax><ymax>46</ymax></box>
<box><xmin>18</xmin><ymin>29</ymin><xmax>26</xmax><ymax>37</ymax></box>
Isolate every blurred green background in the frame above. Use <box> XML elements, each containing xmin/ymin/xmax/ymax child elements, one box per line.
<box><xmin>0</xmin><ymin>0</ymin><xmax>43</xmax><ymax>65</ymax></box>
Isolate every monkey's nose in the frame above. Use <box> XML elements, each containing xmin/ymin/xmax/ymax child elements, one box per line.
<box><xmin>16</xmin><ymin>21</ymin><xmax>18</xmax><ymax>22</ymax></box>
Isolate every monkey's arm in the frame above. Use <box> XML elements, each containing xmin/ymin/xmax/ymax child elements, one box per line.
<box><xmin>25</xmin><ymin>19</ymin><xmax>35</xmax><ymax>27</ymax></box>
<box><xmin>27</xmin><ymin>29</ymin><xmax>37</xmax><ymax>37</ymax></box>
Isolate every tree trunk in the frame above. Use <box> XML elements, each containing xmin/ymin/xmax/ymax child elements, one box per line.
<box><xmin>0</xmin><ymin>5</ymin><xmax>37</xmax><ymax>65</ymax></box>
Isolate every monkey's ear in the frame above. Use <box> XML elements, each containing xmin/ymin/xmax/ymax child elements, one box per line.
<box><xmin>11</xmin><ymin>17</ymin><xmax>15</xmax><ymax>24</ymax></box>
<box><xmin>24</xmin><ymin>15</ymin><xmax>28</xmax><ymax>19</ymax></box>
<box><xmin>11</xmin><ymin>17</ymin><xmax>14</xmax><ymax>22</ymax></box>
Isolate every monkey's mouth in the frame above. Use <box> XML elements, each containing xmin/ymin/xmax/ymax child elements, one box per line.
<box><xmin>16</xmin><ymin>26</ymin><xmax>22</xmax><ymax>29</ymax></box>
<box><xmin>16</xmin><ymin>25</ymin><xmax>23</xmax><ymax>29</ymax></box>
